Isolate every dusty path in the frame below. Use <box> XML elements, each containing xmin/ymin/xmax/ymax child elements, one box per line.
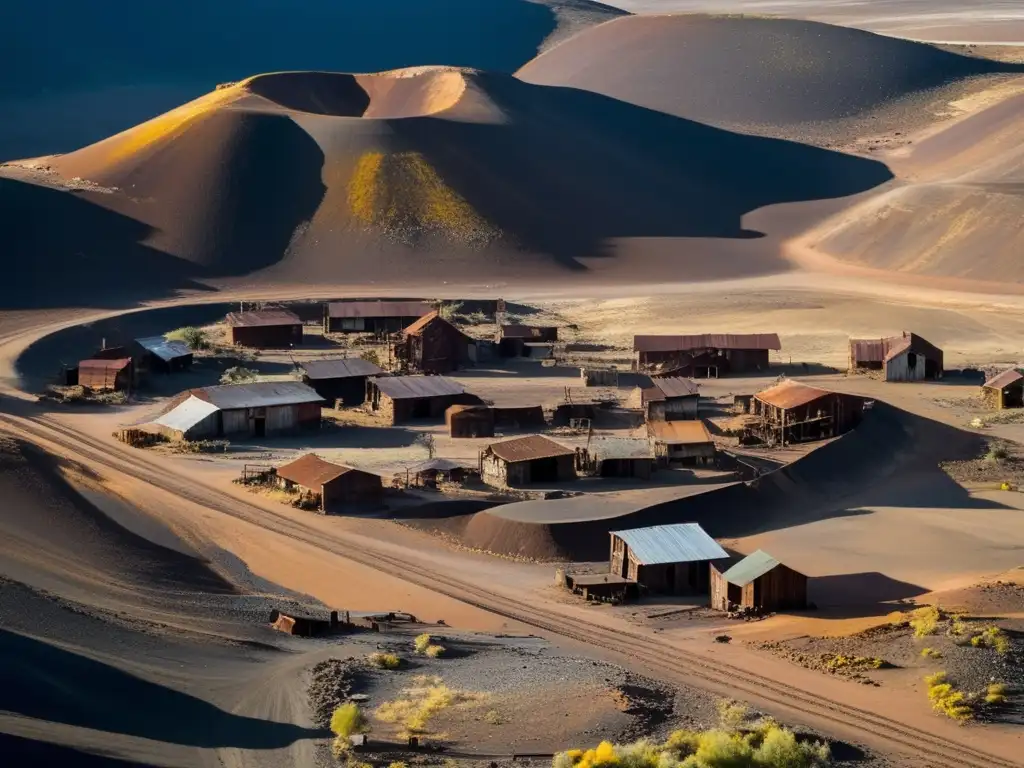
<box><xmin>0</xmin><ymin>406</ymin><xmax>1020</xmax><ymax>767</ymax></box>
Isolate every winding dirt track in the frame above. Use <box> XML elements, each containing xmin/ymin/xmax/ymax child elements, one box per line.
<box><xmin>1</xmin><ymin>409</ymin><xmax>1018</xmax><ymax>768</ymax></box>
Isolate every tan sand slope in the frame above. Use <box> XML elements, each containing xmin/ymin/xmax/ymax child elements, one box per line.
<box><xmin>798</xmin><ymin>90</ymin><xmax>1024</xmax><ymax>282</ymax></box>
<box><xmin>2</xmin><ymin>68</ymin><xmax>892</xmax><ymax>308</ymax></box>
<box><xmin>517</xmin><ymin>15</ymin><xmax>1021</xmax><ymax>138</ymax></box>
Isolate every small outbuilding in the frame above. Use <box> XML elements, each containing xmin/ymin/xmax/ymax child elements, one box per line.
<box><xmin>480</xmin><ymin>434</ymin><xmax>576</xmax><ymax>487</ymax></box>
<box><xmin>751</xmin><ymin>380</ymin><xmax>864</xmax><ymax>445</ymax></box>
<box><xmin>275</xmin><ymin>453</ymin><xmax>382</xmax><ymax>512</ymax></box>
<box><xmin>610</xmin><ymin>523</ymin><xmax>728</xmax><ymax>595</ymax></box>
<box><xmin>849</xmin><ymin>333</ymin><xmax>943</xmax><ymax>381</ymax></box>
<box><xmin>710</xmin><ymin>550</ymin><xmax>808</xmax><ymax>613</ymax></box>
<box><xmin>154</xmin><ymin>381</ymin><xmax>323</xmax><ymax>439</ymax></box>
<box><xmin>366</xmin><ymin>375</ymin><xmax>481</xmax><ymax>425</ymax></box>
<box><xmin>588</xmin><ymin>437</ymin><xmax>654</xmax><ymax>480</ymax></box>
<box><xmin>301</xmin><ymin>357</ymin><xmax>384</xmax><ymax>407</ymax></box>
<box><xmin>397</xmin><ymin>312</ymin><xmax>475</xmax><ymax>374</ymax></box>
<box><xmin>226</xmin><ymin>308</ymin><xmax>303</xmax><ymax>348</ymax></box>
<box><xmin>324</xmin><ymin>300</ymin><xmax>433</xmax><ymax>334</ymax></box>
<box><xmin>498</xmin><ymin>325</ymin><xmax>558</xmax><ymax>357</ymax></box>
<box><xmin>581</xmin><ymin>368</ymin><xmax>619</xmax><ymax>387</ymax></box>
<box><xmin>648</xmin><ymin>420</ymin><xmax>715</xmax><ymax>466</ymax></box>
<box><xmin>641</xmin><ymin>377</ymin><xmax>699</xmax><ymax>421</ymax></box>
<box><xmin>446</xmin><ymin>404</ymin><xmax>496</xmax><ymax>438</ymax></box>
<box><xmin>134</xmin><ymin>336</ymin><xmax>193</xmax><ymax>374</ymax></box>
<box><xmin>982</xmin><ymin>369</ymin><xmax>1024</xmax><ymax>410</ymax></box>
<box><xmin>78</xmin><ymin>357</ymin><xmax>134</xmax><ymax>392</ymax></box>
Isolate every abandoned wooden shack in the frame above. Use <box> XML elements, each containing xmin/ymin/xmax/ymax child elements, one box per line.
<box><xmin>402</xmin><ymin>458</ymin><xmax>476</xmax><ymax>488</ymax></box>
<box><xmin>396</xmin><ymin>312</ymin><xmax>476</xmax><ymax>374</ymax></box>
<box><xmin>982</xmin><ymin>369</ymin><xmax>1024</xmax><ymax>410</ymax></box>
<box><xmin>710</xmin><ymin>550</ymin><xmax>808</xmax><ymax>613</ymax></box>
<box><xmin>641</xmin><ymin>377</ymin><xmax>699</xmax><ymax>421</ymax></box>
<box><xmin>588</xmin><ymin>437</ymin><xmax>654</xmax><ymax>479</ymax></box>
<box><xmin>134</xmin><ymin>336</ymin><xmax>193</xmax><ymax>374</ymax></box>
<box><xmin>366</xmin><ymin>375</ymin><xmax>481</xmax><ymax>425</ymax></box>
<box><xmin>153</xmin><ymin>381</ymin><xmax>323</xmax><ymax>439</ymax></box>
<box><xmin>633</xmin><ymin>334</ymin><xmax>781</xmax><ymax>377</ymax></box>
<box><xmin>300</xmin><ymin>357</ymin><xmax>384</xmax><ymax>406</ymax></box>
<box><xmin>581</xmin><ymin>368</ymin><xmax>619</xmax><ymax>387</ymax></box>
<box><xmin>849</xmin><ymin>333</ymin><xmax>943</xmax><ymax>381</ymax></box>
<box><xmin>480</xmin><ymin>434</ymin><xmax>576</xmax><ymax>487</ymax></box>
<box><xmin>610</xmin><ymin>523</ymin><xmax>728</xmax><ymax>595</ymax></box>
<box><xmin>751</xmin><ymin>380</ymin><xmax>864</xmax><ymax>445</ymax></box>
<box><xmin>324</xmin><ymin>300</ymin><xmax>433</xmax><ymax>334</ymax></box>
<box><xmin>78</xmin><ymin>357</ymin><xmax>134</xmax><ymax>392</ymax></box>
<box><xmin>276</xmin><ymin>453</ymin><xmax>383</xmax><ymax>512</ymax></box>
<box><xmin>226</xmin><ymin>308</ymin><xmax>303</xmax><ymax>347</ymax></box>
<box><xmin>647</xmin><ymin>420</ymin><xmax>715</xmax><ymax>466</ymax></box>
<box><xmin>493</xmin><ymin>405</ymin><xmax>547</xmax><ymax>429</ymax></box>
<box><xmin>269</xmin><ymin>608</ymin><xmax>342</xmax><ymax>637</ymax></box>
<box><xmin>498</xmin><ymin>325</ymin><xmax>558</xmax><ymax>356</ymax></box>
<box><xmin>446</xmin><ymin>404</ymin><xmax>496</xmax><ymax>438</ymax></box>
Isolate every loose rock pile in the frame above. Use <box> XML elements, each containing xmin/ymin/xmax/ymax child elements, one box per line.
<box><xmin>308</xmin><ymin>657</ymin><xmax>365</xmax><ymax>728</ymax></box>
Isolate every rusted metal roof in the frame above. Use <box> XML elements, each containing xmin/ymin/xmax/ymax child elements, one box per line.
<box><xmin>753</xmin><ymin>379</ymin><xmax>831</xmax><ymax>409</ymax></box>
<box><xmin>850</xmin><ymin>333</ymin><xmax>943</xmax><ymax>364</ymax></box>
<box><xmin>371</xmin><ymin>375</ymin><xmax>467</xmax><ymax>400</ymax></box>
<box><xmin>327</xmin><ymin>300</ymin><xmax>432</xmax><ymax>319</ymax></box>
<box><xmin>984</xmin><ymin>369</ymin><xmax>1024</xmax><ymax>390</ymax></box>
<box><xmin>633</xmin><ymin>334</ymin><xmax>781</xmax><ymax>353</ymax></box>
<box><xmin>301</xmin><ymin>358</ymin><xmax>383</xmax><ymax>380</ymax></box>
<box><xmin>136</xmin><ymin>336</ymin><xmax>192</xmax><ymax>362</ymax></box>
<box><xmin>276</xmin><ymin>453</ymin><xmax>368</xmax><ymax>488</ymax></box>
<box><xmin>225</xmin><ymin>308</ymin><xmax>301</xmax><ymax>327</ymax></box>
<box><xmin>652</xmin><ymin>377</ymin><xmax>700</xmax><ymax>398</ymax></box>
<box><xmin>191</xmin><ymin>381</ymin><xmax>323</xmax><ymax>409</ymax></box>
<box><xmin>611</xmin><ymin>523</ymin><xmax>727</xmax><ymax>565</ymax></box>
<box><xmin>79</xmin><ymin>357</ymin><xmax>132</xmax><ymax>372</ymax></box>
<box><xmin>486</xmin><ymin>434</ymin><xmax>574</xmax><ymax>462</ymax></box>
<box><xmin>647</xmin><ymin>420</ymin><xmax>712</xmax><ymax>445</ymax></box>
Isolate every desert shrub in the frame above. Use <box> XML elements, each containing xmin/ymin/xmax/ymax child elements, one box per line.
<box><xmin>413</xmin><ymin>633</ymin><xmax>433</xmax><ymax>654</ymax></box>
<box><xmin>425</xmin><ymin>644</ymin><xmax>446</xmax><ymax>658</ymax></box>
<box><xmin>220</xmin><ymin>365</ymin><xmax>259</xmax><ymax>384</ymax></box>
<box><xmin>331</xmin><ymin>703</ymin><xmax>368</xmax><ymax>740</ymax></box>
<box><xmin>483</xmin><ymin>709</ymin><xmax>503</xmax><ymax>725</ymax></box>
<box><xmin>985</xmin><ymin>683</ymin><xmax>1008</xmax><ymax>705</ymax></box>
<box><xmin>969</xmin><ymin>625</ymin><xmax>1011</xmax><ymax>654</ymax></box>
<box><xmin>387</xmin><ymin>763</ymin><xmax>409</xmax><ymax>768</ymax></box>
<box><xmin>920</xmin><ymin>647</ymin><xmax>943</xmax><ymax>659</ymax></box>
<box><xmin>360</xmin><ymin>350</ymin><xmax>381</xmax><ymax>368</ymax></box>
<box><xmin>823</xmin><ymin>655</ymin><xmax>885</xmax><ymax>672</ymax></box>
<box><xmin>436</xmin><ymin>301</ymin><xmax>464</xmax><ymax>321</ymax></box>
<box><xmin>716</xmin><ymin>700</ymin><xmax>749</xmax><ymax>731</ymax></box>
<box><xmin>925</xmin><ymin>672</ymin><xmax>973</xmax><ymax>722</ymax></box>
<box><xmin>986</xmin><ymin>443</ymin><xmax>1010</xmax><ymax>462</ymax></box>
<box><xmin>167</xmin><ymin>326</ymin><xmax>209</xmax><ymax>350</ymax></box>
<box><xmin>375</xmin><ymin>678</ymin><xmax>485</xmax><ymax>736</ymax></box>
<box><xmin>907</xmin><ymin>605</ymin><xmax>941</xmax><ymax>637</ymax></box>
<box><xmin>169</xmin><ymin>439</ymin><xmax>229</xmax><ymax>454</ymax></box>
<box><xmin>754</xmin><ymin>726</ymin><xmax>831</xmax><ymax>768</ymax></box>
<box><xmin>949</xmin><ymin>614</ymin><xmax>970</xmax><ymax>637</ymax></box>
<box><xmin>368</xmin><ymin>652</ymin><xmax>401</xmax><ymax>670</ymax></box>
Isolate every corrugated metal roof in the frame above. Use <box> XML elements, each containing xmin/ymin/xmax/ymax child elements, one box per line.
<box><xmin>647</xmin><ymin>420</ymin><xmax>712</xmax><ymax>445</ymax></box>
<box><xmin>633</xmin><ymin>334</ymin><xmax>781</xmax><ymax>353</ymax></box>
<box><xmin>754</xmin><ymin>379</ymin><xmax>831</xmax><ymax>409</ymax></box>
<box><xmin>652</xmin><ymin>377</ymin><xmax>700</xmax><ymax>398</ymax></box>
<box><xmin>591</xmin><ymin>437</ymin><xmax>652</xmax><ymax>460</ymax></box>
<box><xmin>225</xmin><ymin>309</ymin><xmax>301</xmax><ymax>327</ymax></box>
<box><xmin>191</xmin><ymin>381</ymin><xmax>323</xmax><ymax>409</ymax></box>
<box><xmin>327</xmin><ymin>300</ymin><xmax>432</xmax><ymax>319</ymax></box>
<box><xmin>722</xmin><ymin>549</ymin><xmax>788</xmax><ymax>586</ymax></box>
<box><xmin>486</xmin><ymin>434</ymin><xmax>574</xmax><ymax>462</ymax></box>
<box><xmin>984</xmin><ymin>369</ymin><xmax>1024</xmax><ymax>390</ymax></box>
<box><xmin>301</xmin><ymin>358</ymin><xmax>383</xmax><ymax>380</ymax></box>
<box><xmin>276</xmin><ymin>453</ymin><xmax>365</xmax><ymax>488</ymax></box>
<box><xmin>136</xmin><ymin>336</ymin><xmax>193</xmax><ymax>362</ymax></box>
<box><xmin>611</xmin><ymin>523</ymin><xmax>727</xmax><ymax>565</ymax></box>
<box><xmin>850</xmin><ymin>333</ymin><xmax>942</xmax><ymax>364</ymax></box>
<box><xmin>153</xmin><ymin>395</ymin><xmax>220</xmax><ymax>432</ymax></box>
<box><xmin>403</xmin><ymin>311</ymin><xmax>472</xmax><ymax>339</ymax></box>
<box><xmin>79</xmin><ymin>357</ymin><xmax>132</xmax><ymax>372</ymax></box>
<box><xmin>371</xmin><ymin>375</ymin><xmax>467</xmax><ymax>400</ymax></box>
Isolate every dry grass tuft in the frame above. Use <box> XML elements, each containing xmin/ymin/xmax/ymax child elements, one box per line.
<box><xmin>368</xmin><ymin>652</ymin><xmax>402</xmax><ymax>670</ymax></box>
<box><xmin>920</xmin><ymin>647</ymin><xmax>943</xmax><ymax>660</ymax></box>
<box><xmin>985</xmin><ymin>683</ymin><xmax>1008</xmax><ymax>705</ymax></box>
<box><xmin>374</xmin><ymin>677</ymin><xmax>486</xmax><ymax>737</ymax></box>
<box><xmin>925</xmin><ymin>672</ymin><xmax>973</xmax><ymax>722</ymax></box>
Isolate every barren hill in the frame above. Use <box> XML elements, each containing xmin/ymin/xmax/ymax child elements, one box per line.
<box><xmin>517</xmin><ymin>15</ymin><xmax>1021</xmax><ymax>143</ymax></box>
<box><xmin>1</xmin><ymin>68</ymin><xmax>892</xmax><ymax>308</ymax></box>
<box><xmin>0</xmin><ymin>0</ymin><xmax>625</xmax><ymax>161</ymax></box>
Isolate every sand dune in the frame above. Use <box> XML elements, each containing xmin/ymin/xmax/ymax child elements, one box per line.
<box><xmin>517</xmin><ymin>15</ymin><xmax>1021</xmax><ymax>141</ymax></box>
<box><xmin>2</xmin><ymin>68</ymin><xmax>892</xmax><ymax>308</ymax></box>
<box><xmin>0</xmin><ymin>0</ymin><xmax>623</xmax><ymax>161</ymax></box>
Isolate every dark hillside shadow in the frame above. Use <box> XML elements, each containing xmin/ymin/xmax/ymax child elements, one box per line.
<box><xmin>0</xmin><ymin>733</ymin><xmax>159</xmax><ymax>768</ymax></box>
<box><xmin>394</xmin><ymin>78</ymin><xmax>894</xmax><ymax>267</ymax></box>
<box><xmin>809</xmin><ymin>572</ymin><xmax>929</xmax><ymax>611</ymax></box>
<box><xmin>0</xmin><ymin>629</ymin><xmax>321</xmax><ymax>748</ymax></box>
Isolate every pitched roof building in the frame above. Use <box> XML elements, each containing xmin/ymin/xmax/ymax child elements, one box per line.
<box><xmin>710</xmin><ymin>550</ymin><xmax>808</xmax><ymax>613</ymax></box>
<box><xmin>849</xmin><ymin>332</ymin><xmax>942</xmax><ymax>381</ymax></box>
<box><xmin>226</xmin><ymin>308</ymin><xmax>302</xmax><ymax>348</ymax></box>
<box><xmin>751</xmin><ymin>380</ymin><xmax>864</xmax><ymax>445</ymax></box>
<box><xmin>610</xmin><ymin>523</ymin><xmax>727</xmax><ymax>595</ymax></box>
<box><xmin>366</xmin><ymin>375</ymin><xmax>481</xmax><ymax>424</ymax></box>
<box><xmin>324</xmin><ymin>300</ymin><xmax>433</xmax><ymax>333</ymax></box>
<box><xmin>275</xmin><ymin>453</ymin><xmax>382</xmax><ymax>512</ymax></box>
<box><xmin>982</xmin><ymin>369</ymin><xmax>1024</xmax><ymax>410</ymax></box>
<box><xmin>634</xmin><ymin>333</ymin><xmax>780</xmax><ymax>377</ymax></box>
<box><xmin>300</xmin><ymin>357</ymin><xmax>384</xmax><ymax>406</ymax></box>
<box><xmin>480</xmin><ymin>435</ymin><xmax>577</xmax><ymax>487</ymax></box>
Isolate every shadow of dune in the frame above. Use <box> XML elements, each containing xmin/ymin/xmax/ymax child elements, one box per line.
<box><xmin>809</xmin><ymin>572</ymin><xmax>929</xmax><ymax>610</ymax></box>
<box><xmin>0</xmin><ymin>732</ymin><xmax>159</xmax><ymax>768</ymax></box>
<box><xmin>0</xmin><ymin>629</ymin><xmax>320</xmax><ymax>749</ymax></box>
<box><xmin>390</xmin><ymin>77</ymin><xmax>894</xmax><ymax>266</ymax></box>
<box><xmin>0</xmin><ymin>177</ymin><xmax>214</xmax><ymax>311</ymax></box>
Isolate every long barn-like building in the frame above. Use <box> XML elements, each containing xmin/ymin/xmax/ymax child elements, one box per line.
<box><xmin>633</xmin><ymin>333</ymin><xmax>781</xmax><ymax>377</ymax></box>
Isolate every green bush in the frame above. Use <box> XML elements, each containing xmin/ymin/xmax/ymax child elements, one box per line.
<box><xmin>986</xmin><ymin>444</ymin><xmax>1010</xmax><ymax>462</ymax></box>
